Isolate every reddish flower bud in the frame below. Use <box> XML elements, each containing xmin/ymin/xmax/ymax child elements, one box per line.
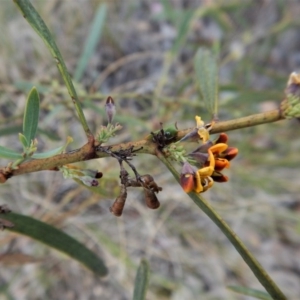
<box><xmin>180</xmin><ymin>162</ymin><xmax>196</xmax><ymax>193</ymax></box>
<box><xmin>223</xmin><ymin>147</ymin><xmax>238</xmax><ymax>161</ymax></box>
<box><xmin>180</xmin><ymin>173</ymin><xmax>195</xmax><ymax>193</ymax></box>
<box><xmin>215</xmin><ymin>133</ymin><xmax>228</xmax><ymax>144</ymax></box>
<box><xmin>105</xmin><ymin>96</ymin><xmax>116</xmax><ymax>124</ymax></box>
<box><xmin>211</xmin><ymin>171</ymin><xmax>228</xmax><ymax>182</ymax></box>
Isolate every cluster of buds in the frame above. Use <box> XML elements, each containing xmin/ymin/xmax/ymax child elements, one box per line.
<box><xmin>281</xmin><ymin>72</ymin><xmax>300</xmax><ymax>119</ymax></box>
<box><xmin>180</xmin><ymin>132</ymin><xmax>238</xmax><ymax>193</ymax></box>
<box><xmin>110</xmin><ymin>173</ymin><xmax>162</xmax><ymax>217</ymax></box>
<box><xmin>60</xmin><ymin>165</ymin><xmax>103</xmax><ymax>187</ymax></box>
<box><xmin>178</xmin><ymin>116</ymin><xmax>238</xmax><ymax>194</ymax></box>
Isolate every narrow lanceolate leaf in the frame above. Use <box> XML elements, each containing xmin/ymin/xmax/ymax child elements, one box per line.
<box><xmin>228</xmin><ymin>286</ymin><xmax>272</xmax><ymax>300</ymax></box>
<box><xmin>23</xmin><ymin>87</ymin><xmax>40</xmax><ymax>146</ymax></box>
<box><xmin>74</xmin><ymin>3</ymin><xmax>107</xmax><ymax>82</ymax></box>
<box><xmin>194</xmin><ymin>47</ymin><xmax>219</xmax><ymax>119</ymax></box>
<box><xmin>18</xmin><ymin>133</ymin><xmax>28</xmax><ymax>149</ymax></box>
<box><xmin>0</xmin><ymin>146</ymin><xmax>22</xmax><ymax>160</ymax></box>
<box><xmin>13</xmin><ymin>0</ymin><xmax>92</xmax><ymax>138</ymax></box>
<box><xmin>132</xmin><ymin>259</ymin><xmax>150</xmax><ymax>300</ymax></box>
<box><xmin>2</xmin><ymin>213</ymin><xmax>108</xmax><ymax>277</ymax></box>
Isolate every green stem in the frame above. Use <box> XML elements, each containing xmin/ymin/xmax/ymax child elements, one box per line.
<box><xmin>13</xmin><ymin>0</ymin><xmax>92</xmax><ymax>139</ymax></box>
<box><xmin>157</xmin><ymin>152</ymin><xmax>287</xmax><ymax>300</ymax></box>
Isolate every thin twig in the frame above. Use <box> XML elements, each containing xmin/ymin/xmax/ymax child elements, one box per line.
<box><xmin>0</xmin><ymin>109</ymin><xmax>285</xmax><ymax>180</ymax></box>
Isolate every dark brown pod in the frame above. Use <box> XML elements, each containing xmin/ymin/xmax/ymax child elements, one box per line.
<box><xmin>143</xmin><ymin>188</ymin><xmax>160</xmax><ymax>209</ymax></box>
<box><xmin>110</xmin><ymin>185</ymin><xmax>127</xmax><ymax>217</ymax></box>
<box><xmin>140</xmin><ymin>174</ymin><xmax>162</xmax><ymax>193</ymax></box>
<box><xmin>140</xmin><ymin>174</ymin><xmax>154</xmax><ymax>185</ymax></box>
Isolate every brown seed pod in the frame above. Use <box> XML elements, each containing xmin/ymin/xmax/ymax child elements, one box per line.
<box><xmin>110</xmin><ymin>185</ymin><xmax>127</xmax><ymax>217</ymax></box>
<box><xmin>143</xmin><ymin>188</ymin><xmax>160</xmax><ymax>209</ymax></box>
<box><xmin>140</xmin><ymin>174</ymin><xmax>154</xmax><ymax>185</ymax></box>
<box><xmin>140</xmin><ymin>174</ymin><xmax>162</xmax><ymax>193</ymax></box>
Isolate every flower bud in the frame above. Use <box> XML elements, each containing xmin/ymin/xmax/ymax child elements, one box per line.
<box><xmin>281</xmin><ymin>72</ymin><xmax>300</xmax><ymax>119</ymax></box>
<box><xmin>214</xmin><ymin>133</ymin><xmax>228</xmax><ymax>144</ymax></box>
<box><xmin>180</xmin><ymin>162</ymin><xmax>196</xmax><ymax>193</ymax></box>
<box><xmin>211</xmin><ymin>171</ymin><xmax>228</xmax><ymax>182</ymax></box>
<box><xmin>105</xmin><ymin>96</ymin><xmax>116</xmax><ymax>124</ymax></box>
<box><xmin>222</xmin><ymin>147</ymin><xmax>238</xmax><ymax>161</ymax></box>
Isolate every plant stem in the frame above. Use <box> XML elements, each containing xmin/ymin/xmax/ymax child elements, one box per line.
<box><xmin>13</xmin><ymin>0</ymin><xmax>92</xmax><ymax>139</ymax></box>
<box><xmin>177</xmin><ymin>109</ymin><xmax>283</xmax><ymax>139</ymax></box>
<box><xmin>211</xmin><ymin>109</ymin><xmax>283</xmax><ymax>134</ymax></box>
<box><xmin>1</xmin><ymin>109</ymin><xmax>286</xmax><ymax>178</ymax></box>
<box><xmin>157</xmin><ymin>152</ymin><xmax>287</xmax><ymax>300</ymax></box>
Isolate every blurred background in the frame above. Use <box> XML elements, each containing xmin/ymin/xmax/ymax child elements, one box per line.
<box><xmin>0</xmin><ymin>0</ymin><xmax>300</xmax><ymax>299</ymax></box>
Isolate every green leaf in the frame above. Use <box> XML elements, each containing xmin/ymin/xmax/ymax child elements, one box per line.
<box><xmin>2</xmin><ymin>213</ymin><xmax>108</xmax><ymax>277</ymax></box>
<box><xmin>228</xmin><ymin>286</ymin><xmax>272</xmax><ymax>300</ymax></box>
<box><xmin>23</xmin><ymin>87</ymin><xmax>40</xmax><ymax>145</ymax></box>
<box><xmin>132</xmin><ymin>259</ymin><xmax>150</xmax><ymax>300</ymax></box>
<box><xmin>74</xmin><ymin>3</ymin><xmax>107</xmax><ymax>82</ymax></box>
<box><xmin>0</xmin><ymin>125</ymin><xmax>23</xmax><ymax>137</ymax></box>
<box><xmin>0</xmin><ymin>146</ymin><xmax>22</xmax><ymax>160</ymax></box>
<box><xmin>32</xmin><ymin>136</ymin><xmax>73</xmax><ymax>159</ymax></box>
<box><xmin>31</xmin><ymin>146</ymin><xmax>65</xmax><ymax>159</ymax></box>
<box><xmin>13</xmin><ymin>0</ymin><xmax>91</xmax><ymax>137</ymax></box>
<box><xmin>171</xmin><ymin>10</ymin><xmax>194</xmax><ymax>55</ymax></box>
<box><xmin>194</xmin><ymin>47</ymin><xmax>219</xmax><ymax>119</ymax></box>
<box><xmin>18</xmin><ymin>133</ymin><xmax>28</xmax><ymax>149</ymax></box>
